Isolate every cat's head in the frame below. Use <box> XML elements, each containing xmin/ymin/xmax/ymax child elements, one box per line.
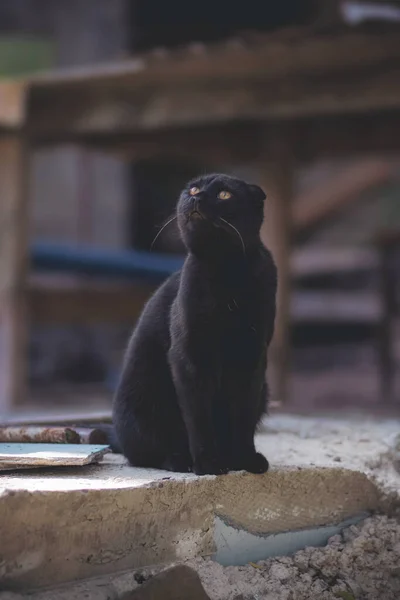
<box><xmin>176</xmin><ymin>173</ymin><xmax>266</xmax><ymax>256</ymax></box>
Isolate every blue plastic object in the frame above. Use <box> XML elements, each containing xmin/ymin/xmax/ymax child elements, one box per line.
<box><xmin>31</xmin><ymin>241</ymin><xmax>184</xmax><ymax>283</ymax></box>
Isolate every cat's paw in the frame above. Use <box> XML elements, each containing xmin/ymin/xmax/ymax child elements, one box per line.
<box><xmin>162</xmin><ymin>453</ymin><xmax>193</xmax><ymax>473</ymax></box>
<box><xmin>193</xmin><ymin>455</ymin><xmax>228</xmax><ymax>476</ymax></box>
<box><xmin>230</xmin><ymin>452</ymin><xmax>269</xmax><ymax>474</ymax></box>
<box><xmin>243</xmin><ymin>452</ymin><xmax>269</xmax><ymax>474</ymax></box>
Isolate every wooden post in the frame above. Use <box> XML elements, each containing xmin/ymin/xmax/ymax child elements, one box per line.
<box><xmin>0</xmin><ymin>135</ymin><xmax>29</xmax><ymax>415</ymax></box>
<box><xmin>376</xmin><ymin>236</ymin><xmax>398</xmax><ymax>404</ymax></box>
<box><xmin>259</xmin><ymin>135</ymin><xmax>293</xmax><ymax>405</ymax></box>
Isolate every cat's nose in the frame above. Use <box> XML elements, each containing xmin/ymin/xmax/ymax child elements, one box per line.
<box><xmin>190</xmin><ymin>195</ymin><xmax>207</xmax><ymax>220</ymax></box>
<box><xmin>193</xmin><ymin>196</ymin><xmax>204</xmax><ymax>212</ymax></box>
<box><xmin>194</xmin><ymin>192</ymin><xmax>207</xmax><ymax>210</ymax></box>
<box><xmin>193</xmin><ymin>198</ymin><xmax>204</xmax><ymax>216</ymax></box>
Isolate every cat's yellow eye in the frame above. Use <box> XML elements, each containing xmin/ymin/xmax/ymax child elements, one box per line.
<box><xmin>189</xmin><ymin>186</ymin><xmax>200</xmax><ymax>196</ymax></box>
<box><xmin>218</xmin><ymin>190</ymin><xmax>232</xmax><ymax>200</ymax></box>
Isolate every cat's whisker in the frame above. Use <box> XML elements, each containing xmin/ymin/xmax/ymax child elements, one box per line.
<box><xmin>218</xmin><ymin>217</ymin><xmax>246</xmax><ymax>255</ymax></box>
<box><xmin>150</xmin><ymin>216</ymin><xmax>177</xmax><ymax>250</ymax></box>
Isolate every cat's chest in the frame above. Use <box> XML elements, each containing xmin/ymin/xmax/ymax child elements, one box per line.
<box><xmin>215</xmin><ymin>272</ymin><xmax>262</xmax><ymax>317</ymax></box>
<box><xmin>213</xmin><ymin>278</ymin><xmax>264</xmax><ymax>343</ymax></box>
<box><xmin>218</xmin><ymin>294</ymin><xmax>260</xmax><ymax>334</ymax></box>
<box><xmin>180</xmin><ymin>261</ymin><xmax>267</xmax><ymax>333</ymax></box>
<box><xmin>215</xmin><ymin>299</ymin><xmax>264</xmax><ymax>365</ymax></box>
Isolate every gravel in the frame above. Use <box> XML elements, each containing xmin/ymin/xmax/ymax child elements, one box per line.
<box><xmin>186</xmin><ymin>515</ymin><xmax>400</xmax><ymax>600</ymax></box>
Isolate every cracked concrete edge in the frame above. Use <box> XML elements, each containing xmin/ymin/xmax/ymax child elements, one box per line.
<box><xmin>369</xmin><ymin>469</ymin><xmax>400</xmax><ymax>518</ymax></box>
<box><xmin>0</xmin><ymin>462</ymin><xmax>394</xmax><ymax>592</ymax></box>
<box><xmin>213</xmin><ymin>467</ymin><xmax>381</xmax><ymax>534</ymax></box>
<box><xmin>0</xmin><ymin>475</ymin><xmax>216</xmax><ymax>591</ymax></box>
<box><xmin>0</xmin><ymin>513</ymin><xmax>392</xmax><ymax>600</ymax></box>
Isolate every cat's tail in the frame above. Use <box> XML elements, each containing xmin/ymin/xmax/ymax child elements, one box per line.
<box><xmin>87</xmin><ymin>423</ymin><xmax>122</xmax><ymax>453</ymax></box>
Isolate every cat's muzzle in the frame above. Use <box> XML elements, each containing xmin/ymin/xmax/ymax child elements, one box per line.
<box><xmin>189</xmin><ymin>209</ymin><xmax>205</xmax><ymax>221</ymax></box>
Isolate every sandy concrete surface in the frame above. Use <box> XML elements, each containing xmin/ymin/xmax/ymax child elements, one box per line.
<box><xmin>7</xmin><ymin>515</ymin><xmax>399</xmax><ymax>600</ymax></box>
<box><xmin>259</xmin><ymin>414</ymin><xmax>400</xmax><ymax>509</ymax></box>
<box><xmin>0</xmin><ymin>414</ymin><xmax>399</xmax><ymax>596</ymax></box>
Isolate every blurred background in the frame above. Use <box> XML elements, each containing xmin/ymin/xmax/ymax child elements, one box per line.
<box><xmin>0</xmin><ymin>0</ymin><xmax>400</xmax><ymax>421</ymax></box>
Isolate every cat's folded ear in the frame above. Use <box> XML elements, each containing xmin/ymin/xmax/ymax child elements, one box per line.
<box><xmin>249</xmin><ymin>184</ymin><xmax>266</xmax><ymax>205</ymax></box>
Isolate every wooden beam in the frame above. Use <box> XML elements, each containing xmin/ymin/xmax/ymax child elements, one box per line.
<box><xmin>2</xmin><ymin>409</ymin><xmax>112</xmax><ymax>425</ymax></box>
<box><xmin>0</xmin><ymin>81</ymin><xmax>27</xmax><ymax>129</ymax></box>
<box><xmin>78</xmin><ymin>122</ymin><xmax>263</xmax><ymax>165</ymax></box>
<box><xmin>0</xmin><ymin>136</ymin><xmax>29</xmax><ymax>414</ymax></box>
<box><xmin>30</xmin><ymin>110</ymin><xmax>400</xmax><ymax>171</ymax></box>
<box><xmin>291</xmin><ymin>247</ymin><xmax>379</xmax><ymax>278</ymax></box>
<box><xmin>292</xmin><ymin>158</ymin><xmax>394</xmax><ymax>233</ymax></box>
<box><xmin>26</xmin><ymin>64</ymin><xmax>400</xmax><ymax>140</ymax></box>
<box><xmin>374</xmin><ymin>230</ymin><xmax>400</xmax><ymax>404</ymax></box>
<box><xmin>0</xmin><ymin>32</ymin><xmax>398</xmax><ymax>138</ymax></box>
<box><xmin>291</xmin><ymin>290</ymin><xmax>382</xmax><ymax>323</ymax></box>
<box><xmin>0</xmin><ymin>29</ymin><xmax>389</xmax><ymax>141</ymax></box>
<box><xmin>293</xmin><ymin>111</ymin><xmax>400</xmax><ymax>160</ymax></box>
<box><xmin>28</xmin><ymin>31</ymin><xmax>400</xmax><ymax>89</ymax></box>
<box><xmin>259</xmin><ymin>131</ymin><xmax>294</xmax><ymax>404</ymax></box>
<box><xmin>376</xmin><ymin>242</ymin><xmax>397</xmax><ymax>403</ymax></box>
<box><xmin>28</xmin><ymin>282</ymin><xmax>156</xmax><ymax>324</ymax></box>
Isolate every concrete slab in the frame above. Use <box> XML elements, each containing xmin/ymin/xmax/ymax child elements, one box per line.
<box><xmin>0</xmin><ymin>415</ymin><xmax>399</xmax><ymax>592</ymax></box>
<box><xmin>7</xmin><ymin>515</ymin><xmax>399</xmax><ymax>600</ymax></box>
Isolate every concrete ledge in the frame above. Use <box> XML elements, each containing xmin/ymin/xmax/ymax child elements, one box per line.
<box><xmin>0</xmin><ymin>462</ymin><xmax>380</xmax><ymax>591</ymax></box>
<box><xmin>0</xmin><ymin>415</ymin><xmax>399</xmax><ymax>591</ymax></box>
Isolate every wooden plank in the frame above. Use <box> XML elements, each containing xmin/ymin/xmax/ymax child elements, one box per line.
<box><xmin>260</xmin><ymin>131</ymin><xmax>293</xmax><ymax>404</ymax></box>
<box><xmin>291</xmin><ymin>291</ymin><xmax>382</xmax><ymax>323</ymax></box>
<box><xmin>0</xmin><ymin>426</ymin><xmax>81</xmax><ymax>444</ymax></box>
<box><xmin>0</xmin><ymin>136</ymin><xmax>29</xmax><ymax>414</ymax></box>
<box><xmin>292</xmin><ymin>159</ymin><xmax>394</xmax><ymax>233</ymax></box>
<box><xmin>375</xmin><ymin>229</ymin><xmax>400</xmax><ymax>246</ymax></box>
<box><xmin>29</xmin><ymin>110</ymin><xmax>400</xmax><ymax>168</ymax></box>
<box><xmin>2</xmin><ymin>409</ymin><xmax>112</xmax><ymax>425</ymax></box>
<box><xmin>291</xmin><ymin>248</ymin><xmax>379</xmax><ymax>277</ymax></box>
<box><xmin>0</xmin><ymin>443</ymin><xmax>109</xmax><ymax>471</ymax></box>
<box><xmin>8</xmin><ymin>29</ymin><xmax>395</xmax><ymax>139</ymax></box>
<box><xmin>294</xmin><ymin>111</ymin><xmax>400</xmax><ymax>161</ymax></box>
<box><xmin>26</xmin><ymin>65</ymin><xmax>400</xmax><ymax>139</ymax></box>
<box><xmin>27</xmin><ymin>31</ymin><xmax>400</xmax><ymax>90</ymax></box>
<box><xmin>28</xmin><ymin>281</ymin><xmax>155</xmax><ymax>324</ymax></box>
<box><xmin>376</xmin><ymin>243</ymin><xmax>398</xmax><ymax>403</ymax></box>
<box><xmin>77</xmin><ymin>122</ymin><xmax>263</xmax><ymax>165</ymax></box>
<box><xmin>0</xmin><ymin>425</ymin><xmax>108</xmax><ymax>445</ymax></box>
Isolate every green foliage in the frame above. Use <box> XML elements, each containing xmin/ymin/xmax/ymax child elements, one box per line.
<box><xmin>0</xmin><ymin>36</ymin><xmax>54</xmax><ymax>77</ymax></box>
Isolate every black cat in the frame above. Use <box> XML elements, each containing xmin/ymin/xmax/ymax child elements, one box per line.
<box><xmin>113</xmin><ymin>174</ymin><xmax>277</xmax><ymax>475</ymax></box>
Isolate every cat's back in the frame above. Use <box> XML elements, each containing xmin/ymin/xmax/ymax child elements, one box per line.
<box><xmin>131</xmin><ymin>270</ymin><xmax>181</xmax><ymax>347</ymax></box>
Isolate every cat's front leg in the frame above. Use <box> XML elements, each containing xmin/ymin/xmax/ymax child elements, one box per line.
<box><xmin>229</xmin><ymin>379</ymin><xmax>269</xmax><ymax>474</ymax></box>
<box><xmin>168</xmin><ymin>349</ymin><xmax>228</xmax><ymax>476</ymax></box>
<box><xmin>230</xmin><ymin>420</ymin><xmax>269</xmax><ymax>474</ymax></box>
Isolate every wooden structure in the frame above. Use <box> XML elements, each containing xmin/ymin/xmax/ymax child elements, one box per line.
<box><xmin>1</xmin><ymin>28</ymin><xmax>400</xmax><ymax>412</ymax></box>
<box><xmin>375</xmin><ymin>230</ymin><xmax>400</xmax><ymax>403</ymax></box>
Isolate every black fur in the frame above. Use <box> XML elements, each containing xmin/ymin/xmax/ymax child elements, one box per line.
<box><xmin>113</xmin><ymin>174</ymin><xmax>277</xmax><ymax>475</ymax></box>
